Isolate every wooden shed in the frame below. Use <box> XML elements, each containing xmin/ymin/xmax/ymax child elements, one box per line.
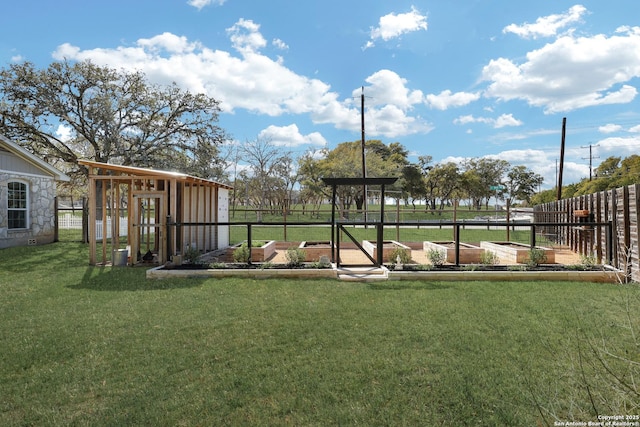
<box><xmin>79</xmin><ymin>160</ymin><xmax>232</xmax><ymax>266</ymax></box>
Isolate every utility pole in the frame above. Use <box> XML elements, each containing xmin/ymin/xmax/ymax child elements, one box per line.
<box><xmin>581</xmin><ymin>143</ymin><xmax>599</xmax><ymax>181</ymax></box>
<box><xmin>556</xmin><ymin>117</ymin><xmax>566</xmax><ymax>201</ymax></box>
<box><xmin>361</xmin><ymin>86</ymin><xmax>367</xmax><ymax>223</ymax></box>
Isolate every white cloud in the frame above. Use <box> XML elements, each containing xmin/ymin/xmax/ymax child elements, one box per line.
<box><xmin>51</xmin><ymin>21</ymin><xmax>433</xmax><ymax>140</ymax></box>
<box><xmin>226</xmin><ymin>19</ymin><xmax>267</xmax><ymax>54</ymax></box>
<box><xmin>366</xmin><ymin>104</ymin><xmax>433</xmax><ymax>137</ymax></box>
<box><xmin>453</xmin><ymin>113</ymin><xmax>522</xmax><ymax>129</ymax></box>
<box><xmin>358</xmin><ymin>69</ymin><xmax>424</xmax><ymax>110</ymax></box>
<box><xmin>346</xmin><ymin>69</ymin><xmax>433</xmax><ymax>137</ymax></box>
<box><xmin>425</xmin><ymin>90</ymin><xmax>480</xmax><ymax>110</ymax></box>
<box><xmin>55</xmin><ymin>124</ymin><xmax>73</xmax><ymax>142</ymax></box>
<box><xmin>365</xmin><ymin>6</ymin><xmax>427</xmax><ymax>49</ymax></box>
<box><xmin>481</xmin><ymin>26</ymin><xmax>640</xmax><ymax>113</ymax></box>
<box><xmin>596</xmin><ymin>135</ymin><xmax>640</xmax><ymax>156</ymax></box>
<box><xmin>494</xmin><ymin>114</ymin><xmax>523</xmax><ymax>128</ymax></box>
<box><xmin>503</xmin><ymin>5</ymin><xmax>587</xmax><ymax>39</ymax></box>
<box><xmin>599</xmin><ymin>123</ymin><xmax>622</xmax><ymax>133</ymax></box>
<box><xmin>443</xmin><ymin>149</ymin><xmax>589</xmax><ymax>189</ymax></box>
<box><xmin>258</xmin><ymin>124</ymin><xmax>327</xmax><ymax>147</ymax></box>
<box><xmin>629</xmin><ymin>124</ymin><xmax>640</xmax><ymax>133</ymax></box>
<box><xmin>187</xmin><ymin>0</ymin><xmax>225</xmax><ymax>10</ymax></box>
<box><xmin>272</xmin><ymin>38</ymin><xmax>289</xmax><ymax>50</ymax></box>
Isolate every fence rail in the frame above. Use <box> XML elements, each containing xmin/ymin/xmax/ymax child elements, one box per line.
<box><xmin>58</xmin><ymin>213</ymin><xmax>155</xmax><ymax>241</ymax></box>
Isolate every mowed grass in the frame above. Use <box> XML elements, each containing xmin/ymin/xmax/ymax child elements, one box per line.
<box><xmin>1</xmin><ymin>234</ymin><xmax>638</xmax><ymax>426</ymax></box>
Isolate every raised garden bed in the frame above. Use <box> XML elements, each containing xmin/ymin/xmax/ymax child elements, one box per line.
<box><xmin>387</xmin><ymin>264</ymin><xmax>622</xmax><ymax>283</ymax></box>
<box><xmin>362</xmin><ymin>240</ymin><xmax>411</xmax><ymax>263</ymax></box>
<box><xmin>480</xmin><ymin>241</ymin><xmax>555</xmax><ymax>264</ymax></box>
<box><xmin>228</xmin><ymin>240</ymin><xmax>276</xmax><ymax>262</ymax></box>
<box><xmin>423</xmin><ymin>241</ymin><xmax>484</xmax><ymax>264</ymax></box>
<box><xmin>148</xmin><ymin>263</ymin><xmax>337</xmax><ymax>279</ymax></box>
<box><xmin>299</xmin><ymin>241</ymin><xmax>334</xmax><ymax>262</ymax></box>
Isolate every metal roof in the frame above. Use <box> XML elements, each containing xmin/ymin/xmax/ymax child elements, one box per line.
<box><xmin>78</xmin><ymin>159</ymin><xmax>233</xmax><ymax>189</ymax></box>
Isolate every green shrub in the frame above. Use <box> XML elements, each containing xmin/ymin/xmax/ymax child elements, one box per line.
<box><xmin>480</xmin><ymin>251</ymin><xmax>500</xmax><ymax>265</ymax></box>
<box><xmin>427</xmin><ymin>248</ymin><xmax>446</xmax><ymax>266</ymax></box>
<box><xmin>579</xmin><ymin>252</ymin><xmax>597</xmax><ymax>268</ymax></box>
<box><xmin>184</xmin><ymin>245</ymin><xmax>201</xmax><ymax>264</ymax></box>
<box><xmin>526</xmin><ymin>248</ymin><xmax>547</xmax><ymax>267</ymax></box>
<box><xmin>390</xmin><ymin>247</ymin><xmax>412</xmax><ymax>265</ymax></box>
<box><xmin>260</xmin><ymin>261</ymin><xmax>274</xmax><ymax>269</ymax></box>
<box><xmin>233</xmin><ymin>243</ymin><xmax>251</xmax><ymax>263</ymax></box>
<box><xmin>285</xmin><ymin>247</ymin><xmax>306</xmax><ymax>267</ymax></box>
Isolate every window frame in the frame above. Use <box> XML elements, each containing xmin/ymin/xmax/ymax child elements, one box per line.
<box><xmin>7</xmin><ymin>180</ymin><xmax>29</xmax><ymax>230</ymax></box>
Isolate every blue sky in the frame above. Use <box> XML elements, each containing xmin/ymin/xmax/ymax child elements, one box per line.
<box><xmin>2</xmin><ymin>1</ymin><xmax>640</xmax><ymax>189</ymax></box>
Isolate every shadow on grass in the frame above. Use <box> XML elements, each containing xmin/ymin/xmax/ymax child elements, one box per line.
<box><xmin>0</xmin><ymin>241</ymin><xmax>87</xmax><ymax>274</ymax></box>
<box><xmin>67</xmin><ymin>266</ymin><xmax>208</xmax><ymax>291</ymax></box>
<box><xmin>368</xmin><ymin>282</ymin><xmax>452</xmax><ymax>291</ymax></box>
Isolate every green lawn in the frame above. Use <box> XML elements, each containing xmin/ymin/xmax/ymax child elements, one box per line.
<box><xmin>1</xmin><ymin>234</ymin><xmax>638</xmax><ymax>426</ymax></box>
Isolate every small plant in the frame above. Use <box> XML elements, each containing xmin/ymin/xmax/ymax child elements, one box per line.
<box><xmin>427</xmin><ymin>248</ymin><xmax>446</xmax><ymax>266</ymax></box>
<box><xmin>463</xmin><ymin>264</ymin><xmax>479</xmax><ymax>271</ymax></box>
<box><xmin>208</xmin><ymin>262</ymin><xmax>227</xmax><ymax>269</ymax></box>
<box><xmin>414</xmin><ymin>264</ymin><xmax>433</xmax><ymax>271</ymax></box>
<box><xmin>480</xmin><ymin>251</ymin><xmax>499</xmax><ymax>265</ymax></box>
<box><xmin>579</xmin><ymin>252</ymin><xmax>597</xmax><ymax>269</ymax></box>
<box><xmin>525</xmin><ymin>248</ymin><xmax>547</xmax><ymax>268</ymax></box>
<box><xmin>309</xmin><ymin>261</ymin><xmax>330</xmax><ymax>269</ymax></box>
<box><xmin>390</xmin><ymin>247</ymin><xmax>411</xmax><ymax>265</ymax></box>
<box><xmin>232</xmin><ymin>243</ymin><xmax>251</xmax><ymax>263</ymax></box>
<box><xmin>285</xmin><ymin>247</ymin><xmax>306</xmax><ymax>267</ymax></box>
<box><xmin>260</xmin><ymin>261</ymin><xmax>274</xmax><ymax>269</ymax></box>
<box><xmin>183</xmin><ymin>245</ymin><xmax>201</xmax><ymax>264</ymax></box>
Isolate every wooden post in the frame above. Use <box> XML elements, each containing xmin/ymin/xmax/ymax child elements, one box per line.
<box><xmin>557</xmin><ymin>117</ymin><xmax>566</xmax><ymax>200</ymax></box>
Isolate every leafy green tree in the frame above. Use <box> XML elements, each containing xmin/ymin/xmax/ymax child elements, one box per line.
<box><xmin>0</xmin><ymin>60</ymin><xmax>228</xmax><ymax>183</ymax></box>
<box><xmin>298</xmin><ymin>140</ymin><xmax>405</xmax><ymax>218</ymax></box>
<box><xmin>398</xmin><ymin>163</ymin><xmax>426</xmax><ymax>208</ymax></box>
<box><xmin>430</xmin><ymin>162</ymin><xmax>461</xmax><ymax>211</ymax></box>
<box><xmin>504</xmin><ymin>165</ymin><xmax>544</xmax><ymax>206</ymax></box>
<box><xmin>462</xmin><ymin>158</ymin><xmax>510</xmax><ymax>209</ymax></box>
<box><xmin>594</xmin><ymin>156</ymin><xmax>621</xmax><ymax>178</ymax></box>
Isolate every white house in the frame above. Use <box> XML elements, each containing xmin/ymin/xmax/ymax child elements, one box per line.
<box><xmin>0</xmin><ymin>133</ymin><xmax>70</xmax><ymax>249</ymax></box>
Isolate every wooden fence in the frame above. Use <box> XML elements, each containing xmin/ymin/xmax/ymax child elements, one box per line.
<box><xmin>534</xmin><ymin>184</ymin><xmax>639</xmax><ymax>282</ymax></box>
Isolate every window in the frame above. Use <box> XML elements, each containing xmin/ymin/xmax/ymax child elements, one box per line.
<box><xmin>8</xmin><ymin>181</ymin><xmax>28</xmax><ymax>229</ymax></box>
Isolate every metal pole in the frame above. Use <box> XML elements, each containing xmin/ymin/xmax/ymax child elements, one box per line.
<box><xmin>361</xmin><ymin>87</ymin><xmax>367</xmax><ymax>225</ymax></box>
<box><xmin>331</xmin><ymin>185</ymin><xmax>336</xmax><ymax>262</ymax></box>
<box><xmin>247</xmin><ymin>224</ymin><xmax>252</xmax><ymax>265</ymax></box>
<box><xmin>531</xmin><ymin>225</ymin><xmax>536</xmax><ymax>249</ymax></box>
<box><xmin>454</xmin><ymin>223</ymin><xmax>460</xmax><ymax>266</ymax></box>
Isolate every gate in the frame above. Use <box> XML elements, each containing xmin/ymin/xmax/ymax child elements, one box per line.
<box><xmin>322</xmin><ymin>177</ymin><xmax>398</xmax><ymax>268</ymax></box>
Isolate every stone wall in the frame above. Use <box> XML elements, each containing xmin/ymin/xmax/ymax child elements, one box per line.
<box><xmin>0</xmin><ymin>172</ymin><xmax>57</xmax><ymax>249</ymax></box>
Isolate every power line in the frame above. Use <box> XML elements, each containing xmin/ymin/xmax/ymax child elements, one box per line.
<box><xmin>581</xmin><ymin>143</ymin><xmax>599</xmax><ymax>181</ymax></box>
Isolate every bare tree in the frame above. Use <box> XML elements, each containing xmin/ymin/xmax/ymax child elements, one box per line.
<box><xmin>240</xmin><ymin>138</ymin><xmax>292</xmax><ymax>221</ymax></box>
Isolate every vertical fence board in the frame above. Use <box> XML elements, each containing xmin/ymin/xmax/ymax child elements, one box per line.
<box><xmin>537</xmin><ymin>183</ymin><xmax>639</xmax><ymax>282</ymax></box>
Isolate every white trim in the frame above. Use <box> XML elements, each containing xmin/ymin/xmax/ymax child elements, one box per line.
<box><xmin>0</xmin><ymin>133</ymin><xmax>70</xmax><ymax>182</ymax></box>
<box><xmin>0</xmin><ymin>168</ymin><xmax>57</xmax><ymax>180</ymax></box>
<box><xmin>7</xmin><ymin>179</ymin><xmax>30</xmax><ymax>230</ymax></box>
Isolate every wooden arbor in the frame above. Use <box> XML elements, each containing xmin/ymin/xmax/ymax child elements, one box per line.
<box><xmin>322</xmin><ymin>177</ymin><xmax>398</xmax><ymax>267</ymax></box>
<box><xmin>79</xmin><ymin>160</ymin><xmax>232</xmax><ymax>266</ymax></box>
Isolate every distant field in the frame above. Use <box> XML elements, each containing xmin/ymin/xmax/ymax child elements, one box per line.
<box><xmin>1</xmin><ymin>235</ymin><xmax>637</xmax><ymax>425</ymax></box>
